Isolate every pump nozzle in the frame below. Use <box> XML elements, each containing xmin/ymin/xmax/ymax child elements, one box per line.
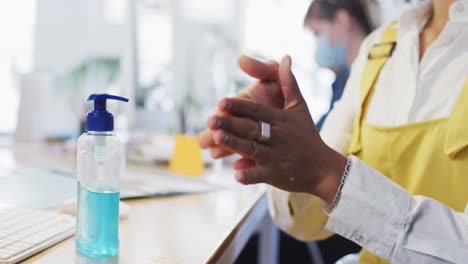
<box><xmin>86</xmin><ymin>94</ymin><xmax>129</xmax><ymax>132</ymax></box>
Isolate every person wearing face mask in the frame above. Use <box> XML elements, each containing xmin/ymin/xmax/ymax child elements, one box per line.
<box><xmin>304</xmin><ymin>0</ymin><xmax>375</xmax><ymax>131</ymax></box>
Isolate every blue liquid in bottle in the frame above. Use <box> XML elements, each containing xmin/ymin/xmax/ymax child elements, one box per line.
<box><xmin>76</xmin><ymin>182</ymin><xmax>120</xmax><ymax>257</ymax></box>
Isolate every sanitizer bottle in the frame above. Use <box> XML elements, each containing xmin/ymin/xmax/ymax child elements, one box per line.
<box><xmin>76</xmin><ymin>94</ymin><xmax>129</xmax><ymax>257</ymax></box>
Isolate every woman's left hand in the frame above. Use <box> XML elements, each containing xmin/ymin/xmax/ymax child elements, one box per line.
<box><xmin>205</xmin><ymin>55</ymin><xmax>347</xmax><ymax>203</ymax></box>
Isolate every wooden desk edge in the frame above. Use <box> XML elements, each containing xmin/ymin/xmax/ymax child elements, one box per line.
<box><xmin>205</xmin><ymin>191</ymin><xmax>268</xmax><ymax>264</ymax></box>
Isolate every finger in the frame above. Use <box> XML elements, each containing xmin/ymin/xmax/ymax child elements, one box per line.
<box><xmin>233</xmin><ymin>158</ymin><xmax>255</xmax><ymax>170</ymax></box>
<box><xmin>235</xmin><ymin>168</ymin><xmax>268</xmax><ymax>185</ymax></box>
<box><xmin>198</xmin><ymin>129</ymin><xmax>215</xmax><ymax>149</ymax></box>
<box><xmin>279</xmin><ymin>55</ymin><xmax>305</xmax><ymax>109</ymax></box>
<box><xmin>236</xmin><ymin>90</ymin><xmax>254</xmax><ymax>101</ymax></box>
<box><xmin>208</xmin><ymin>115</ymin><xmax>261</xmax><ymax>141</ymax></box>
<box><xmin>213</xmin><ymin>130</ymin><xmax>268</xmax><ymax>160</ymax></box>
<box><xmin>238</xmin><ymin>55</ymin><xmax>279</xmax><ymax>81</ymax></box>
<box><xmin>210</xmin><ymin>146</ymin><xmax>233</xmax><ymax>159</ymax></box>
<box><xmin>238</xmin><ymin>81</ymin><xmax>284</xmax><ymax>109</ymax></box>
<box><xmin>199</xmin><ymin>129</ymin><xmax>235</xmax><ymax>158</ymax></box>
<box><xmin>218</xmin><ymin>98</ymin><xmax>276</xmax><ymax>123</ymax></box>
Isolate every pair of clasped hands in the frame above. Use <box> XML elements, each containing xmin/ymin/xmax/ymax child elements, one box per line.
<box><xmin>198</xmin><ymin>55</ymin><xmax>347</xmax><ymax>204</ymax></box>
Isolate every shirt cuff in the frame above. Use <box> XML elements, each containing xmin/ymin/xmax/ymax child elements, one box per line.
<box><xmin>325</xmin><ymin>155</ymin><xmax>411</xmax><ymax>260</ymax></box>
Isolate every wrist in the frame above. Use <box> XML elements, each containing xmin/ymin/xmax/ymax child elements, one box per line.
<box><xmin>310</xmin><ymin>148</ymin><xmax>347</xmax><ymax>204</ymax></box>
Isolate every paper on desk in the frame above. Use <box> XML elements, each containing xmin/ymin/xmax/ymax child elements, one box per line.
<box><xmin>0</xmin><ymin>167</ymin><xmax>76</xmax><ymax>209</ymax></box>
<box><xmin>120</xmin><ymin>171</ymin><xmax>218</xmax><ymax>199</ymax></box>
<box><xmin>0</xmin><ymin>166</ymin><xmax>220</xmax><ymax>209</ymax></box>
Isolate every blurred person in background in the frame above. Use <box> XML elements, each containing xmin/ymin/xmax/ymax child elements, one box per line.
<box><xmin>304</xmin><ymin>0</ymin><xmax>375</xmax><ymax>131</ymax></box>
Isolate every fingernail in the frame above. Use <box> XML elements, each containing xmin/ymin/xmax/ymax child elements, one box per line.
<box><xmin>235</xmin><ymin>171</ymin><xmax>246</xmax><ymax>184</ymax></box>
<box><xmin>215</xmin><ymin>119</ymin><xmax>222</xmax><ymax>128</ymax></box>
<box><xmin>223</xmin><ymin>133</ymin><xmax>230</xmax><ymax>143</ymax></box>
<box><xmin>224</xmin><ymin>100</ymin><xmax>232</xmax><ymax>110</ymax></box>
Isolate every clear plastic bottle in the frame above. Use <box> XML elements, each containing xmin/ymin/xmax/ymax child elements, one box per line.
<box><xmin>76</xmin><ymin>94</ymin><xmax>128</xmax><ymax>257</ymax></box>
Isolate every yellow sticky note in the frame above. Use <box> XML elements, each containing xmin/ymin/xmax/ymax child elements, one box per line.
<box><xmin>169</xmin><ymin>135</ymin><xmax>204</xmax><ymax>176</ymax></box>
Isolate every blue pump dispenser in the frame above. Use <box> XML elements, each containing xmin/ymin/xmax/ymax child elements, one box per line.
<box><xmin>76</xmin><ymin>94</ymin><xmax>128</xmax><ymax>258</ymax></box>
<box><xmin>86</xmin><ymin>94</ymin><xmax>129</xmax><ymax>132</ymax></box>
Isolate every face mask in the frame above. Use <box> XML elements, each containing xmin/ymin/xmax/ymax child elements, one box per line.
<box><xmin>315</xmin><ymin>33</ymin><xmax>348</xmax><ymax>69</ymax></box>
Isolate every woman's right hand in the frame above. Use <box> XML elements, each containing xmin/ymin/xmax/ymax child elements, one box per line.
<box><xmin>199</xmin><ymin>55</ymin><xmax>285</xmax><ymax>159</ymax></box>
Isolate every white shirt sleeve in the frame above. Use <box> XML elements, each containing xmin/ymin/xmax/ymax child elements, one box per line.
<box><xmin>326</xmin><ymin>156</ymin><xmax>468</xmax><ymax>263</ymax></box>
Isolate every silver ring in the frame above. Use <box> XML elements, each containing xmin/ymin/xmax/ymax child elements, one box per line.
<box><xmin>258</xmin><ymin>121</ymin><xmax>271</xmax><ymax>143</ymax></box>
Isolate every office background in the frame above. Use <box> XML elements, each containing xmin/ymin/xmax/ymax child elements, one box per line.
<box><xmin>0</xmin><ymin>0</ymin><xmax>422</xmax><ymax>263</ymax></box>
<box><xmin>0</xmin><ymin>0</ymin><xmax>342</xmax><ymax>139</ymax></box>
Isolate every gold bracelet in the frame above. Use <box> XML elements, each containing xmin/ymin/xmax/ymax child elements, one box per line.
<box><xmin>328</xmin><ymin>156</ymin><xmax>353</xmax><ymax>213</ymax></box>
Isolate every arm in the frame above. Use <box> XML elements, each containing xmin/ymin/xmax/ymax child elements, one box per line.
<box><xmin>326</xmin><ymin>156</ymin><xmax>468</xmax><ymax>263</ymax></box>
<box><xmin>266</xmin><ymin>28</ymin><xmax>384</xmax><ymax>241</ymax></box>
<box><xmin>264</xmin><ymin>65</ymin><xmax>360</xmax><ymax>241</ymax></box>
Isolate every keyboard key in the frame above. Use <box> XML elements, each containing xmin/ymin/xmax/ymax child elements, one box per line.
<box><xmin>0</xmin><ymin>248</ymin><xmax>17</xmax><ymax>255</ymax></box>
<box><xmin>0</xmin><ymin>239</ymin><xmax>14</xmax><ymax>246</ymax></box>
<box><xmin>0</xmin><ymin>208</ymin><xmax>75</xmax><ymax>263</ymax></box>
<box><xmin>0</xmin><ymin>252</ymin><xmax>13</xmax><ymax>259</ymax></box>
<box><xmin>22</xmin><ymin>232</ymin><xmax>53</xmax><ymax>244</ymax></box>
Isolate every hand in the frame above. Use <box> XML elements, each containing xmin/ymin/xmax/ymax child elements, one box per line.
<box><xmin>205</xmin><ymin>55</ymin><xmax>347</xmax><ymax>203</ymax></box>
<box><xmin>199</xmin><ymin>55</ymin><xmax>284</xmax><ymax>159</ymax></box>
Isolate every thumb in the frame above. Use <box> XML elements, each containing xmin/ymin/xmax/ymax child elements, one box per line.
<box><xmin>238</xmin><ymin>55</ymin><xmax>279</xmax><ymax>81</ymax></box>
<box><xmin>279</xmin><ymin>55</ymin><xmax>304</xmax><ymax>109</ymax></box>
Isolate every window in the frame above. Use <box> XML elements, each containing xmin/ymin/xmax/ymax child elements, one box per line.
<box><xmin>135</xmin><ymin>0</ymin><xmax>334</xmax><ymax>133</ymax></box>
<box><xmin>0</xmin><ymin>0</ymin><xmax>36</xmax><ymax>133</ymax></box>
<box><xmin>243</xmin><ymin>0</ymin><xmax>335</xmax><ymax>121</ymax></box>
<box><xmin>136</xmin><ymin>0</ymin><xmax>172</xmax><ymax>94</ymax></box>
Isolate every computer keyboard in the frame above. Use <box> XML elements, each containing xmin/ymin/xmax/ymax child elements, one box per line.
<box><xmin>0</xmin><ymin>207</ymin><xmax>75</xmax><ymax>264</ymax></box>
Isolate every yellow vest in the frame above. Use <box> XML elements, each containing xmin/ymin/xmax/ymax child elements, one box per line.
<box><xmin>347</xmin><ymin>22</ymin><xmax>468</xmax><ymax>264</ymax></box>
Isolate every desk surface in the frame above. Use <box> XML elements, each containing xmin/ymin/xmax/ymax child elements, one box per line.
<box><xmin>0</xmin><ymin>144</ymin><xmax>268</xmax><ymax>264</ymax></box>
